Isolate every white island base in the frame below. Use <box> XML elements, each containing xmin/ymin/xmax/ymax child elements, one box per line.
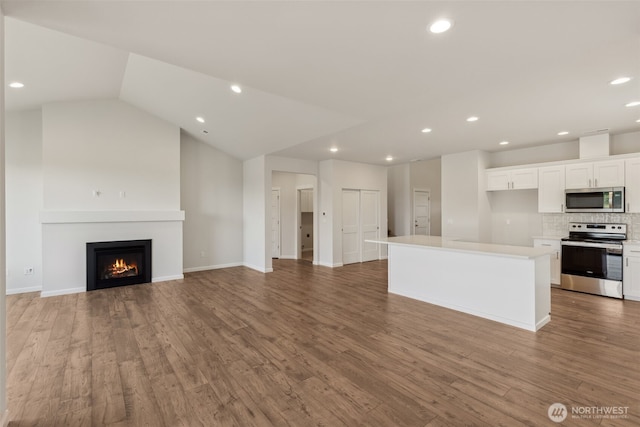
<box><xmin>371</xmin><ymin>236</ymin><xmax>551</xmax><ymax>332</ymax></box>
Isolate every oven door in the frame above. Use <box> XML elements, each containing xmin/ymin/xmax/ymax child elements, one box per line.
<box><xmin>561</xmin><ymin>241</ymin><xmax>622</xmax><ymax>281</ymax></box>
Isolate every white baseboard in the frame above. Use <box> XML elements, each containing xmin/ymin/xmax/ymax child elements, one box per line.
<box><xmin>0</xmin><ymin>409</ymin><xmax>8</xmax><ymax>427</ymax></box>
<box><xmin>6</xmin><ymin>286</ymin><xmax>43</xmax><ymax>295</ymax></box>
<box><xmin>183</xmin><ymin>262</ymin><xmax>243</xmax><ymax>273</ymax></box>
<box><xmin>152</xmin><ymin>274</ymin><xmax>184</xmax><ymax>283</ymax></box>
<box><xmin>243</xmin><ymin>263</ymin><xmax>273</xmax><ymax>273</ymax></box>
<box><xmin>278</xmin><ymin>255</ymin><xmax>297</xmax><ymax>260</ymax></box>
<box><xmin>40</xmin><ymin>287</ymin><xmax>85</xmax><ymax>298</ymax></box>
<box><xmin>380</xmin><ymin>255</ymin><xmax>388</xmax><ymax>260</ymax></box>
<box><xmin>318</xmin><ymin>262</ymin><xmax>343</xmax><ymax>268</ymax></box>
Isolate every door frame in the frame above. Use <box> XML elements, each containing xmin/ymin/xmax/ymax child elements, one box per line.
<box><xmin>412</xmin><ymin>188</ymin><xmax>431</xmax><ymax>236</ymax></box>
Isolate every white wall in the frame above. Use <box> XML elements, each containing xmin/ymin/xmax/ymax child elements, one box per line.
<box><xmin>387</xmin><ymin>163</ymin><xmax>410</xmax><ymax>237</ymax></box>
<box><xmin>39</xmin><ymin>99</ymin><xmax>184</xmax><ymax>295</ymax></box>
<box><xmin>318</xmin><ymin>160</ymin><xmax>334</xmax><ymax>266</ymax></box>
<box><xmin>441</xmin><ymin>151</ymin><xmax>491</xmax><ymax>242</ymax></box>
<box><xmin>181</xmin><ymin>133</ymin><xmax>243</xmax><ymax>272</ymax></box>
<box><xmin>271</xmin><ymin>172</ymin><xmax>315</xmax><ymax>259</ymax></box>
<box><xmin>410</xmin><ymin>158</ymin><xmax>442</xmax><ymax>236</ymax></box>
<box><xmin>0</xmin><ymin>6</ymin><xmax>8</xmax><ymax>420</ymax></box>
<box><xmin>243</xmin><ymin>156</ymin><xmax>267</xmax><ymax>272</ymax></box>
<box><xmin>42</xmin><ymin>99</ymin><xmax>180</xmax><ymax>210</ymax></box>
<box><xmin>320</xmin><ymin>159</ymin><xmax>388</xmax><ymax>266</ymax></box>
<box><xmin>611</xmin><ymin>131</ymin><xmax>640</xmax><ymax>155</ymax></box>
<box><xmin>5</xmin><ymin>110</ymin><xmax>43</xmax><ymax>294</ymax></box>
<box><xmin>489</xmin><ymin>190</ymin><xmax>542</xmax><ymax>246</ymax></box>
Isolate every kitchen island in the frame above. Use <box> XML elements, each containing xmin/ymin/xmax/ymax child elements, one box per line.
<box><xmin>368</xmin><ymin>235</ymin><xmax>552</xmax><ymax>332</ymax></box>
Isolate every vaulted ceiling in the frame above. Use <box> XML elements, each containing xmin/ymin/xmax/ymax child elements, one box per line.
<box><xmin>3</xmin><ymin>1</ymin><xmax>640</xmax><ymax>164</ymax></box>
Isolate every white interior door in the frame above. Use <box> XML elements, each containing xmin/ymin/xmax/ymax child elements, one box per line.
<box><xmin>271</xmin><ymin>189</ymin><xmax>280</xmax><ymax>258</ymax></box>
<box><xmin>361</xmin><ymin>190</ymin><xmax>380</xmax><ymax>262</ymax></box>
<box><xmin>413</xmin><ymin>190</ymin><xmax>430</xmax><ymax>235</ymax></box>
<box><xmin>342</xmin><ymin>190</ymin><xmax>360</xmax><ymax>265</ymax></box>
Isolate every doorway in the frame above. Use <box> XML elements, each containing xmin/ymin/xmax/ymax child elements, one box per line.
<box><xmin>413</xmin><ymin>189</ymin><xmax>430</xmax><ymax>236</ymax></box>
<box><xmin>298</xmin><ymin>188</ymin><xmax>314</xmax><ymax>262</ymax></box>
<box><xmin>342</xmin><ymin>189</ymin><xmax>380</xmax><ymax>265</ymax></box>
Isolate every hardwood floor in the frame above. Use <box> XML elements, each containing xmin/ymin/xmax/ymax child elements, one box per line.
<box><xmin>6</xmin><ymin>259</ymin><xmax>640</xmax><ymax>426</ymax></box>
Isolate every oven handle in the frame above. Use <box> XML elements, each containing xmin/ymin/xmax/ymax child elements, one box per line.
<box><xmin>561</xmin><ymin>241</ymin><xmax>623</xmax><ymax>250</ymax></box>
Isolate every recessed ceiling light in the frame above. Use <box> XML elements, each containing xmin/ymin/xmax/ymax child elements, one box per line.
<box><xmin>499</xmin><ymin>141</ymin><xmax>509</xmax><ymax>146</ymax></box>
<box><xmin>636</xmin><ymin>119</ymin><xmax>640</xmax><ymax>123</ymax></box>
<box><xmin>230</xmin><ymin>84</ymin><xmax>242</xmax><ymax>94</ymax></box>
<box><xmin>386</xmin><ymin>155</ymin><xmax>393</xmax><ymax>161</ymax></box>
<box><xmin>466</xmin><ymin>116</ymin><xmax>479</xmax><ymax>122</ymax></box>
<box><xmin>429</xmin><ymin>19</ymin><xmax>453</xmax><ymax>34</ymax></box>
<box><xmin>421</xmin><ymin>128</ymin><xmax>432</xmax><ymax>133</ymax></box>
<box><xmin>196</xmin><ymin>116</ymin><xmax>205</xmax><ymax>123</ymax></box>
<box><xmin>610</xmin><ymin>77</ymin><xmax>631</xmax><ymax>85</ymax></box>
<box><xmin>8</xmin><ymin>82</ymin><xmax>24</xmax><ymax>88</ymax></box>
<box><xmin>557</xmin><ymin>131</ymin><xmax>569</xmax><ymax>136</ymax></box>
<box><xmin>330</xmin><ymin>147</ymin><xmax>338</xmax><ymax>153</ymax></box>
<box><xmin>626</xmin><ymin>101</ymin><xmax>640</xmax><ymax>107</ymax></box>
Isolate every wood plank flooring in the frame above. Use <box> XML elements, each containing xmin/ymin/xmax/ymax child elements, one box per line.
<box><xmin>6</xmin><ymin>259</ymin><xmax>640</xmax><ymax>426</ymax></box>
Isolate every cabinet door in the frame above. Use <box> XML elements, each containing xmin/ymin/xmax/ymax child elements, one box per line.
<box><xmin>486</xmin><ymin>170</ymin><xmax>510</xmax><ymax>191</ymax></box>
<box><xmin>625</xmin><ymin>158</ymin><xmax>640</xmax><ymax>213</ymax></box>
<box><xmin>511</xmin><ymin>168</ymin><xmax>538</xmax><ymax>190</ymax></box>
<box><xmin>538</xmin><ymin>166</ymin><xmax>565</xmax><ymax>213</ymax></box>
<box><xmin>623</xmin><ymin>250</ymin><xmax>640</xmax><ymax>301</ymax></box>
<box><xmin>593</xmin><ymin>160</ymin><xmax>625</xmax><ymax>187</ymax></box>
<box><xmin>565</xmin><ymin>163</ymin><xmax>593</xmax><ymax>189</ymax></box>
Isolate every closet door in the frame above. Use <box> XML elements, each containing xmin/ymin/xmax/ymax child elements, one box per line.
<box><xmin>342</xmin><ymin>190</ymin><xmax>361</xmax><ymax>265</ymax></box>
<box><xmin>361</xmin><ymin>190</ymin><xmax>380</xmax><ymax>262</ymax></box>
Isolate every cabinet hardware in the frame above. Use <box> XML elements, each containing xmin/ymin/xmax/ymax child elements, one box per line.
<box><xmin>561</xmin><ymin>204</ymin><xmax>564</xmax><ymax>213</ymax></box>
<box><xmin>542</xmin><ymin>244</ymin><xmax>552</xmax><ymax>246</ymax></box>
<box><xmin>627</xmin><ymin>203</ymin><xmax>630</xmax><ymax>212</ymax></box>
<box><xmin>595</xmin><ymin>178</ymin><xmax>598</xmax><ymax>187</ymax></box>
<box><xmin>589</xmin><ymin>179</ymin><xmax>592</xmax><ymax>187</ymax></box>
<box><xmin>627</xmin><ymin>258</ymin><xmax>629</xmax><ymax>267</ymax></box>
<box><xmin>556</xmin><ymin>252</ymin><xmax>559</xmax><ymax>260</ymax></box>
<box><xmin>630</xmin><ymin>250</ymin><xmax>640</xmax><ymax>253</ymax></box>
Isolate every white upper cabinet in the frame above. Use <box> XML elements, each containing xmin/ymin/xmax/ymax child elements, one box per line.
<box><xmin>625</xmin><ymin>158</ymin><xmax>640</xmax><ymax>213</ymax></box>
<box><xmin>565</xmin><ymin>163</ymin><xmax>593</xmax><ymax>189</ymax></box>
<box><xmin>486</xmin><ymin>167</ymin><xmax>538</xmax><ymax>191</ymax></box>
<box><xmin>538</xmin><ymin>165</ymin><xmax>565</xmax><ymax>213</ymax></box>
<box><xmin>565</xmin><ymin>160</ymin><xmax>625</xmax><ymax>189</ymax></box>
<box><xmin>593</xmin><ymin>160</ymin><xmax>625</xmax><ymax>187</ymax></box>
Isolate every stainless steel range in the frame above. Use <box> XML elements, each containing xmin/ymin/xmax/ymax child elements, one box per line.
<box><xmin>561</xmin><ymin>222</ymin><xmax>626</xmax><ymax>298</ymax></box>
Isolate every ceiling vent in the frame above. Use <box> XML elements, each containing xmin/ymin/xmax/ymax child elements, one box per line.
<box><xmin>579</xmin><ymin>132</ymin><xmax>610</xmax><ymax>159</ymax></box>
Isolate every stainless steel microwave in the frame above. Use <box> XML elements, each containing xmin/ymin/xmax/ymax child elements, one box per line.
<box><xmin>565</xmin><ymin>187</ymin><xmax>625</xmax><ymax>213</ymax></box>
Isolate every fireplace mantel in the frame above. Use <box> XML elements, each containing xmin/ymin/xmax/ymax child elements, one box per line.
<box><xmin>40</xmin><ymin>210</ymin><xmax>185</xmax><ymax>224</ymax></box>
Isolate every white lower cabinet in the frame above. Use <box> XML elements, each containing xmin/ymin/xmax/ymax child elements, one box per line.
<box><xmin>623</xmin><ymin>244</ymin><xmax>640</xmax><ymax>301</ymax></box>
<box><xmin>533</xmin><ymin>238</ymin><xmax>561</xmax><ymax>285</ymax></box>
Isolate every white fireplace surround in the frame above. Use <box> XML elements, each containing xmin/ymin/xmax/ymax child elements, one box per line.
<box><xmin>41</xmin><ymin>210</ymin><xmax>185</xmax><ymax>297</ymax></box>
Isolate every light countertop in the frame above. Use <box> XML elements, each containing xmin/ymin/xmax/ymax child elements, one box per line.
<box><xmin>531</xmin><ymin>235</ymin><xmax>566</xmax><ymax>241</ymax></box>
<box><xmin>367</xmin><ymin>235</ymin><xmax>554</xmax><ymax>260</ymax></box>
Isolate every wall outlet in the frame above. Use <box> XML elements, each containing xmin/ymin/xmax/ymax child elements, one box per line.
<box><xmin>24</xmin><ymin>267</ymin><xmax>34</xmax><ymax>275</ymax></box>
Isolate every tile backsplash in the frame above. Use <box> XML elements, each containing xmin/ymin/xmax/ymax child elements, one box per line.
<box><xmin>542</xmin><ymin>213</ymin><xmax>640</xmax><ymax>240</ymax></box>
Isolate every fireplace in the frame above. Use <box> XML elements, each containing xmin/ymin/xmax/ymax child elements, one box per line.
<box><xmin>86</xmin><ymin>239</ymin><xmax>152</xmax><ymax>291</ymax></box>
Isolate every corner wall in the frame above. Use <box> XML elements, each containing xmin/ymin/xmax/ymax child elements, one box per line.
<box><xmin>5</xmin><ymin>110</ymin><xmax>43</xmax><ymax>294</ymax></box>
<box><xmin>0</xmin><ymin>6</ymin><xmax>8</xmax><ymax>422</ymax></box>
<box><xmin>181</xmin><ymin>133</ymin><xmax>243</xmax><ymax>271</ymax></box>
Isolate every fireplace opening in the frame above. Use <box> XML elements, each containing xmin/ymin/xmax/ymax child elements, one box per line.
<box><xmin>86</xmin><ymin>240</ymin><xmax>151</xmax><ymax>291</ymax></box>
